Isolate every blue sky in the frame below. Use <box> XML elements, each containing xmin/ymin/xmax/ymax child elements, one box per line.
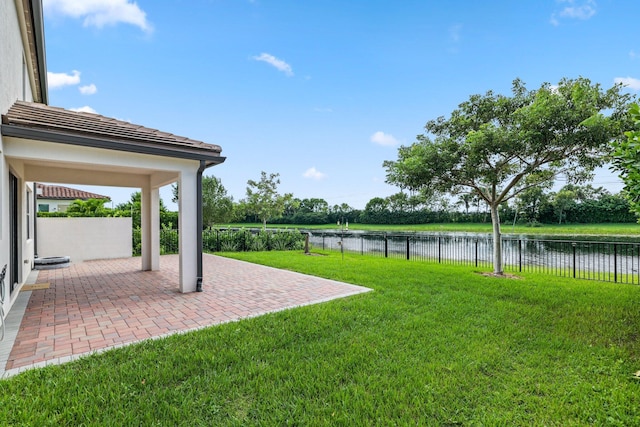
<box><xmin>42</xmin><ymin>0</ymin><xmax>639</xmax><ymax>210</ymax></box>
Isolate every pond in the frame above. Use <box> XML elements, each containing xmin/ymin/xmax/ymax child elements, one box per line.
<box><xmin>306</xmin><ymin>229</ymin><xmax>640</xmax><ymax>284</ymax></box>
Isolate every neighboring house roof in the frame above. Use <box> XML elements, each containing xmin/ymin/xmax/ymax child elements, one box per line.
<box><xmin>36</xmin><ymin>184</ymin><xmax>110</xmax><ymax>201</ymax></box>
<box><xmin>1</xmin><ymin>101</ymin><xmax>225</xmax><ymax>166</ymax></box>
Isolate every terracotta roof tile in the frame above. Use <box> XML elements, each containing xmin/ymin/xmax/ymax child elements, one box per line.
<box><xmin>37</xmin><ymin>183</ymin><xmax>110</xmax><ymax>201</ymax></box>
<box><xmin>2</xmin><ymin>101</ymin><xmax>223</xmax><ymax>156</ymax></box>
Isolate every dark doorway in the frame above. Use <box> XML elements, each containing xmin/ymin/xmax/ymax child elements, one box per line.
<box><xmin>9</xmin><ymin>172</ymin><xmax>19</xmax><ymax>294</ymax></box>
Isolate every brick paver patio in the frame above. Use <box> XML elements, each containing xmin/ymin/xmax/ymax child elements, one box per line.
<box><xmin>0</xmin><ymin>254</ymin><xmax>371</xmax><ymax>376</ymax></box>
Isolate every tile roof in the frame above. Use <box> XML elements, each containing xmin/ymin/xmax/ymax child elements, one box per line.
<box><xmin>1</xmin><ymin>101</ymin><xmax>223</xmax><ymax>161</ymax></box>
<box><xmin>37</xmin><ymin>183</ymin><xmax>110</xmax><ymax>201</ymax></box>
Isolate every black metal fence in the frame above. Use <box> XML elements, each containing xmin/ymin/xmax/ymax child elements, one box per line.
<box><xmin>137</xmin><ymin>228</ymin><xmax>639</xmax><ymax>285</ymax></box>
<box><xmin>307</xmin><ymin>231</ymin><xmax>640</xmax><ymax>285</ymax></box>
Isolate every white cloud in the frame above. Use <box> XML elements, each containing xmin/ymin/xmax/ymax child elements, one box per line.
<box><xmin>79</xmin><ymin>83</ymin><xmax>97</xmax><ymax>95</ymax></box>
<box><xmin>47</xmin><ymin>70</ymin><xmax>81</xmax><ymax>89</ymax></box>
<box><xmin>550</xmin><ymin>0</ymin><xmax>596</xmax><ymax>26</ymax></box>
<box><xmin>43</xmin><ymin>0</ymin><xmax>152</xmax><ymax>32</ymax></box>
<box><xmin>252</xmin><ymin>53</ymin><xmax>293</xmax><ymax>76</ymax></box>
<box><xmin>70</xmin><ymin>106</ymin><xmax>98</xmax><ymax>114</ymax></box>
<box><xmin>614</xmin><ymin>76</ymin><xmax>640</xmax><ymax>91</ymax></box>
<box><xmin>314</xmin><ymin>107</ymin><xmax>333</xmax><ymax>113</ymax></box>
<box><xmin>371</xmin><ymin>131</ymin><xmax>399</xmax><ymax>147</ymax></box>
<box><xmin>303</xmin><ymin>167</ymin><xmax>327</xmax><ymax>180</ymax></box>
<box><xmin>630</xmin><ymin>50</ymin><xmax>639</xmax><ymax>59</ymax></box>
<box><xmin>449</xmin><ymin>24</ymin><xmax>463</xmax><ymax>43</ymax></box>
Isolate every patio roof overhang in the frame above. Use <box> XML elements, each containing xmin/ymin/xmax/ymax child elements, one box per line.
<box><xmin>1</xmin><ymin>100</ymin><xmax>226</xmax><ymax>293</ymax></box>
<box><xmin>1</xmin><ymin>101</ymin><xmax>225</xmax><ymax>167</ymax></box>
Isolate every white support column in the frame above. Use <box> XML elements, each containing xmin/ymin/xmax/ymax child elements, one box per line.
<box><xmin>150</xmin><ymin>187</ymin><xmax>160</xmax><ymax>270</ymax></box>
<box><xmin>178</xmin><ymin>170</ymin><xmax>198</xmax><ymax>292</ymax></box>
<box><xmin>140</xmin><ymin>183</ymin><xmax>160</xmax><ymax>271</ymax></box>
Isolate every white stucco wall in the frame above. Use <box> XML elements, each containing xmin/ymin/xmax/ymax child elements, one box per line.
<box><xmin>1</xmin><ymin>1</ymin><xmax>36</xmax><ymax>314</ymax></box>
<box><xmin>0</xmin><ymin>0</ymin><xmax>32</xmax><ymax>113</ymax></box>
<box><xmin>37</xmin><ymin>217</ymin><xmax>133</xmax><ymax>262</ymax></box>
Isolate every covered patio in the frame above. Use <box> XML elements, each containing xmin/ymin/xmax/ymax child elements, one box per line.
<box><xmin>2</xmin><ymin>100</ymin><xmax>225</xmax><ymax>294</ymax></box>
<box><xmin>0</xmin><ymin>254</ymin><xmax>371</xmax><ymax>377</ymax></box>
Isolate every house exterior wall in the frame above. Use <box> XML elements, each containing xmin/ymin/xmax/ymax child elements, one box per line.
<box><xmin>37</xmin><ymin>198</ymin><xmax>72</xmax><ymax>212</ymax></box>
<box><xmin>0</xmin><ymin>0</ymin><xmax>33</xmax><ymax>112</ymax></box>
<box><xmin>1</xmin><ymin>0</ymin><xmax>38</xmax><ymax>315</ymax></box>
<box><xmin>37</xmin><ymin>217</ymin><xmax>132</xmax><ymax>262</ymax></box>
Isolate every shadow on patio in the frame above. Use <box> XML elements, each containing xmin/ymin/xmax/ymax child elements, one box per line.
<box><xmin>0</xmin><ymin>254</ymin><xmax>371</xmax><ymax>377</ymax></box>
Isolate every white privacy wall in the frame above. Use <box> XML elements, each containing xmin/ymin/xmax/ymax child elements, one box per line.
<box><xmin>37</xmin><ymin>217</ymin><xmax>132</xmax><ymax>262</ymax></box>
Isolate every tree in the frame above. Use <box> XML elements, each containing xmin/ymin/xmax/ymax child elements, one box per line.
<box><xmin>331</xmin><ymin>203</ymin><xmax>353</xmax><ymax>216</ymax></box>
<box><xmin>407</xmin><ymin>191</ymin><xmax>431</xmax><ymax>212</ymax></box>
<box><xmin>244</xmin><ymin>171</ymin><xmax>292</xmax><ymax>229</ymax></box>
<box><xmin>384</xmin><ymin>77</ymin><xmax>632</xmax><ymax>274</ymax></box>
<box><xmin>201</xmin><ymin>176</ymin><xmax>234</xmax><ymax>227</ymax></box>
<box><xmin>116</xmin><ymin>191</ymin><xmax>176</xmax><ymax>228</ymax></box>
<box><xmin>284</xmin><ymin>198</ymin><xmax>302</xmax><ymax>217</ymax></box>
<box><xmin>611</xmin><ymin>103</ymin><xmax>640</xmax><ymax>221</ymax></box>
<box><xmin>515</xmin><ymin>185</ymin><xmax>551</xmax><ymax>223</ymax></box>
<box><xmin>552</xmin><ymin>187</ymin><xmax>577</xmax><ymax>224</ymax></box>
<box><xmin>66</xmin><ymin>198</ymin><xmax>110</xmax><ymax>216</ymax></box>
<box><xmin>386</xmin><ymin>192</ymin><xmax>409</xmax><ymax>212</ymax></box>
<box><xmin>456</xmin><ymin>193</ymin><xmax>474</xmax><ymax>214</ymax></box>
<box><xmin>299</xmin><ymin>198</ymin><xmax>329</xmax><ymax>213</ymax></box>
<box><xmin>172</xmin><ymin>176</ymin><xmax>234</xmax><ymax>227</ymax></box>
<box><xmin>364</xmin><ymin>197</ymin><xmax>388</xmax><ymax>213</ymax></box>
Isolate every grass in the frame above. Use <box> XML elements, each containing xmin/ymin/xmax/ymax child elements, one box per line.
<box><xmin>222</xmin><ymin>222</ymin><xmax>640</xmax><ymax>236</ymax></box>
<box><xmin>2</xmin><ymin>252</ymin><xmax>640</xmax><ymax>425</ymax></box>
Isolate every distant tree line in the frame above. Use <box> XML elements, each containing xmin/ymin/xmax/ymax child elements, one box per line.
<box><xmin>240</xmin><ymin>184</ymin><xmax>635</xmax><ymax>226</ymax></box>
<box><xmin>38</xmin><ymin>178</ymin><xmax>636</xmax><ymax>228</ymax></box>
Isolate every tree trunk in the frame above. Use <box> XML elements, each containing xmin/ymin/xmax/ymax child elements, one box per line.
<box><xmin>490</xmin><ymin>202</ymin><xmax>503</xmax><ymax>275</ymax></box>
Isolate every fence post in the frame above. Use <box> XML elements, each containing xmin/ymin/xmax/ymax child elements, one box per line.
<box><xmin>406</xmin><ymin>236</ymin><xmax>410</xmax><ymax>260</ymax></box>
<box><xmin>518</xmin><ymin>239</ymin><xmax>522</xmax><ymax>272</ymax></box>
<box><xmin>572</xmin><ymin>243</ymin><xmax>576</xmax><ymax>279</ymax></box>
<box><xmin>438</xmin><ymin>237</ymin><xmax>441</xmax><ymax>263</ymax></box>
<box><xmin>361</xmin><ymin>236</ymin><xmax>364</xmax><ymax>256</ymax></box>
<box><xmin>614</xmin><ymin>243</ymin><xmax>618</xmax><ymax>283</ymax></box>
<box><xmin>384</xmin><ymin>235</ymin><xmax>388</xmax><ymax>258</ymax></box>
<box><xmin>475</xmin><ymin>239</ymin><xmax>478</xmax><ymax>267</ymax></box>
<box><xmin>322</xmin><ymin>235</ymin><xmax>325</xmax><ymax>251</ymax></box>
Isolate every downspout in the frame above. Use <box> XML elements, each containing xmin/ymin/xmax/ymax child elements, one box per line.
<box><xmin>33</xmin><ymin>182</ymin><xmax>38</xmax><ymax>259</ymax></box>
<box><xmin>30</xmin><ymin>0</ymin><xmax>48</xmax><ymax>105</ymax></box>
<box><xmin>196</xmin><ymin>160</ymin><xmax>205</xmax><ymax>292</ymax></box>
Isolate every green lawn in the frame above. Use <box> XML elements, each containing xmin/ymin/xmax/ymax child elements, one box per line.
<box><xmin>223</xmin><ymin>222</ymin><xmax>640</xmax><ymax>236</ymax></box>
<box><xmin>2</xmin><ymin>252</ymin><xmax>640</xmax><ymax>425</ymax></box>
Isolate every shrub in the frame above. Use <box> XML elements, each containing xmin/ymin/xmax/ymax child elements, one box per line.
<box><xmin>132</xmin><ymin>228</ymin><xmax>305</xmax><ymax>256</ymax></box>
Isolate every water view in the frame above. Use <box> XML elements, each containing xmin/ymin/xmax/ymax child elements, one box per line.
<box><xmin>307</xmin><ymin>230</ymin><xmax>640</xmax><ymax>284</ymax></box>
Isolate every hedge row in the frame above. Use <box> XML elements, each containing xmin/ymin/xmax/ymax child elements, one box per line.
<box><xmin>132</xmin><ymin>228</ymin><xmax>306</xmax><ymax>256</ymax></box>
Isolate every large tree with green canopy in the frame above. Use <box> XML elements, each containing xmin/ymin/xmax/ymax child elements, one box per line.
<box><xmin>611</xmin><ymin>103</ymin><xmax>640</xmax><ymax>221</ymax></box>
<box><xmin>384</xmin><ymin>77</ymin><xmax>632</xmax><ymax>274</ymax></box>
